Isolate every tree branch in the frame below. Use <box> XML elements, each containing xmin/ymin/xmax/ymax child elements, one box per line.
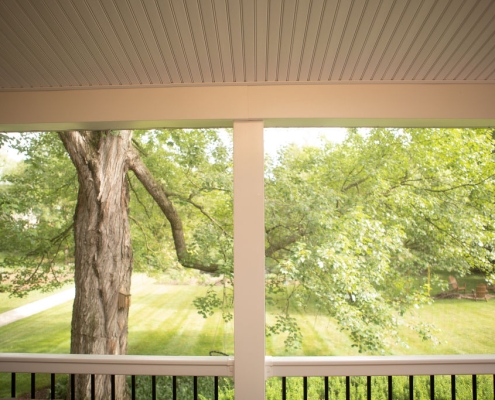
<box><xmin>342</xmin><ymin>176</ymin><xmax>370</xmax><ymax>193</ymax></box>
<box><xmin>26</xmin><ymin>223</ymin><xmax>74</xmax><ymax>257</ymax></box>
<box><xmin>176</xmin><ymin>194</ymin><xmax>231</xmax><ymax>237</ymax></box>
<box><xmin>127</xmin><ymin>147</ymin><xmax>219</xmax><ymax>273</ymax></box>
<box><xmin>266</xmin><ymin>232</ymin><xmax>304</xmax><ymax>258</ymax></box>
<box><xmin>405</xmin><ymin>174</ymin><xmax>495</xmax><ymax>193</ymax></box>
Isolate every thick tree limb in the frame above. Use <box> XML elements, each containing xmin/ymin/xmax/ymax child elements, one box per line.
<box><xmin>128</xmin><ymin>147</ymin><xmax>219</xmax><ymax>273</ymax></box>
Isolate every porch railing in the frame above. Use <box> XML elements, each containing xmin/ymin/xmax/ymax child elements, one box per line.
<box><xmin>267</xmin><ymin>355</ymin><xmax>495</xmax><ymax>400</ymax></box>
<box><xmin>1</xmin><ymin>353</ymin><xmax>494</xmax><ymax>399</ymax></box>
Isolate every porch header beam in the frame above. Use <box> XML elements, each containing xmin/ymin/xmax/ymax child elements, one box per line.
<box><xmin>0</xmin><ymin>83</ymin><xmax>494</xmax><ymax>131</ymax></box>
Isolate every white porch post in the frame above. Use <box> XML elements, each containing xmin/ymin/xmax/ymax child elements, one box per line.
<box><xmin>233</xmin><ymin>120</ymin><xmax>265</xmax><ymax>399</ymax></box>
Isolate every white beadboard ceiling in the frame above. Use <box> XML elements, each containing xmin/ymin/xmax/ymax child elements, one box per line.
<box><xmin>0</xmin><ymin>0</ymin><xmax>494</xmax><ymax>90</ymax></box>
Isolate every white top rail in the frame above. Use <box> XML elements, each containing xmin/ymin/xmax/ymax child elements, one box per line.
<box><xmin>266</xmin><ymin>355</ymin><xmax>495</xmax><ymax>378</ymax></box>
<box><xmin>0</xmin><ymin>354</ymin><xmax>234</xmax><ymax>377</ymax></box>
<box><xmin>1</xmin><ymin>354</ymin><xmax>495</xmax><ymax>379</ymax></box>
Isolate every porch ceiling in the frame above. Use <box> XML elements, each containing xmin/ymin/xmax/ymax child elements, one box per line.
<box><xmin>1</xmin><ymin>0</ymin><xmax>494</xmax><ymax>91</ymax></box>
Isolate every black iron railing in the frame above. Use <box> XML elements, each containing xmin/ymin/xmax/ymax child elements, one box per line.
<box><xmin>266</xmin><ymin>355</ymin><xmax>495</xmax><ymax>400</ymax></box>
<box><xmin>7</xmin><ymin>372</ymin><xmax>230</xmax><ymax>399</ymax></box>
<box><xmin>271</xmin><ymin>374</ymin><xmax>495</xmax><ymax>399</ymax></box>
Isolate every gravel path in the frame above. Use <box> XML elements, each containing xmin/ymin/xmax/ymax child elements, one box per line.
<box><xmin>0</xmin><ymin>288</ymin><xmax>75</xmax><ymax>327</ymax></box>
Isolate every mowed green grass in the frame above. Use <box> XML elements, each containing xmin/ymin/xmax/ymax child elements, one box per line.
<box><xmin>127</xmin><ymin>275</ymin><xmax>234</xmax><ymax>356</ymax></box>
<box><xmin>266</xmin><ymin>299</ymin><xmax>495</xmax><ymax>356</ymax></box>
<box><xmin>0</xmin><ymin>275</ymin><xmax>494</xmax><ymax>356</ymax></box>
<box><xmin>0</xmin><ymin>275</ymin><xmax>234</xmax><ymax>356</ymax></box>
<box><xmin>1</xmin><ymin>274</ymin><xmax>494</xmax><ymax>396</ymax></box>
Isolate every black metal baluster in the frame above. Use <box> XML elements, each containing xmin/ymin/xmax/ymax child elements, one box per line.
<box><xmin>325</xmin><ymin>376</ymin><xmax>329</xmax><ymax>400</ymax></box>
<box><xmin>70</xmin><ymin>374</ymin><xmax>75</xmax><ymax>400</ymax></box>
<box><xmin>430</xmin><ymin>375</ymin><xmax>435</xmax><ymax>400</ymax></box>
<box><xmin>151</xmin><ymin>375</ymin><xmax>156</xmax><ymax>400</ymax></box>
<box><xmin>282</xmin><ymin>377</ymin><xmax>287</xmax><ymax>400</ymax></box>
<box><xmin>111</xmin><ymin>375</ymin><xmax>116</xmax><ymax>400</ymax></box>
<box><xmin>214</xmin><ymin>376</ymin><xmax>219</xmax><ymax>400</ymax></box>
<box><xmin>31</xmin><ymin>372</ymin><xmax>36</xmax><ymax>398</ymax></box>
<box><xmin>409</xmin><ymin>376</ymin><xmax>414</xmax><ymax>400</ymax></box>
<box><xmin>473</xmin><ymin>374</ymin><xmax>477</xmax><ymax>400</ymax></box>
<box><xmin>194</xmin><ymin>376</ymin><xmax>198</xmax><ymax>400</ymax></box>
<box><xmin>51</xmin><ymin>374</ymin><xmax>56</xmax><ymax>399</ymax></box>
<box><xmin>131</xmin><ymin>375</ymin><xmax>136</xmax><ymax>400</ymax></box>
<box><xmin>11</xmin><ymin>372</ymin><xmax>15</xmax><ymax>398</ymax></box>
<box><xmin>91</xmin><ymin>374</ymin><xmax>95</xmax><ymax>400</ymax></box>
<box><xmin>303</xmin><ymin>376</ymin><xmax>308</xmax><ymax>400</ymax></box>
<box><xmin>388</xmin><ymin>376</ymin><xmax>393</xmax><ymax>400</ymax></box>
<box><xmin>173</xmin><ymin>376</ymin><xmax>177</xmax><ymax>400</ymax></box>
<box><xmin>451</xmin><ymin>375</ymin><xmax>456</xmax><ymax>400</ymax></box>
<box><xmin>346</xmin><ymin>376</ymin><xmax>350</xmax><ymax>400</ymax></box>
<box><xmin>367</xmin><ymin>376</ymin><xmax>372</xmax><ymax>400</ymax></box>
<box><xmin>493</xmin><ymin>374</ymin><xmax>494</xmax><ymax>400</ymax></box>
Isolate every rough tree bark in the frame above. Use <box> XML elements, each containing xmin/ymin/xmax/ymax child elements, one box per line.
<box><xmin>59</xmin><ymin>131</ymin><xmax>133</xmax><ymax>399</ymax></box>
<box><xmin>59</xmin><ymin>130</ymin><xmax>222</xmax><ymax>398</ymax></box>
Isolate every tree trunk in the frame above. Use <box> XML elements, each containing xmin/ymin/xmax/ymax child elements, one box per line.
<box><xmin>59</xmin><ymin>131</ymin><xmax>133</xmax><ymax>399</ymax></box>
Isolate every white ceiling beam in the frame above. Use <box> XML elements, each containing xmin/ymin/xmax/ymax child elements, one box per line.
<box><xmin>0</xmin><ymin>83</ymin><xmax>494</xmax><ymax>131</ymax></box>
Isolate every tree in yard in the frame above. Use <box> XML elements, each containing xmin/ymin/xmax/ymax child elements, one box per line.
<box><xmin>263</xmin><ymin>128</ymin><xmax>495</xmax><ymax>351</ymax></box>
<box><xmin>0</xmin><ymin>129</ymin><xmax>233</xmax><ymax>399</ymax></box>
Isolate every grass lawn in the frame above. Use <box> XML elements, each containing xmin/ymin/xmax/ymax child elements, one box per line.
<box><xmin>127</xmin><ymin>275</ymin><xmax>234</xmax><ymax>356</ymax></box>
<box><xmin>266</xmin><ymin>297</ymin><xmax>495</xmax><ymax>356</ymax></box>
<box><xmin>0</xmin><ymin>273</ymin><xmax>494</xmax><ymax>397</ymax></box>
<box><xmin>0</xmin><ymin>275</ymin><xmax>234</xmax><ymax>356</ymax></box>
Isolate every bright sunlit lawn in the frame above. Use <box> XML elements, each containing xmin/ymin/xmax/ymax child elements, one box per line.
<box><xmin>1</xmin><ymin>273</ymin><xmax>494</xmax><ymax>356</ymax></box>
<box><xmin>1</xmin><ymin>273</ymin><xmax>494</xmax><ymax>397</ymax></box>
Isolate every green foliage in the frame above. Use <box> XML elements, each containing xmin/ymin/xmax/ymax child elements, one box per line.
<box><xmin>194</xmin><ymin>287</ymin><xmax>223</xmax><ymax>318</ymax></box>
<box><xmin>264</xmin><ymin>128</ymin><xmax>495</xmax><ymax>352</ymax></box>
<box><xmin>266</xmin><ymin>314</ymin><xmax>302</xmax><ymax>349</ymax></box>
<box><xmin>0</xmin><ymin>129</ymin><xmax>233</xmax><ymax>296</ymax></box>
<box><xmin>128</xmin><ymin>129</ymin><xmax>233</xmax><ymax>277</ymax></box>
<box><xmin>0</xmin><ymin>132</ymin><xmax>75</xmax><ymax>295</ymax></box>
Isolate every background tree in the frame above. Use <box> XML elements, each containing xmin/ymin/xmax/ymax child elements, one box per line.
<box><xmin>263</xmin><ymin>128</ymin><xmax>495</xmax><ymax>351</ymax></box>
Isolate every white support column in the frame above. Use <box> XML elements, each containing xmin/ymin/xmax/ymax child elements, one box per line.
<box><xmin>233</xmin><ymin>120</ymin><xmax>265</xmax><ymax>399</ymax></box>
